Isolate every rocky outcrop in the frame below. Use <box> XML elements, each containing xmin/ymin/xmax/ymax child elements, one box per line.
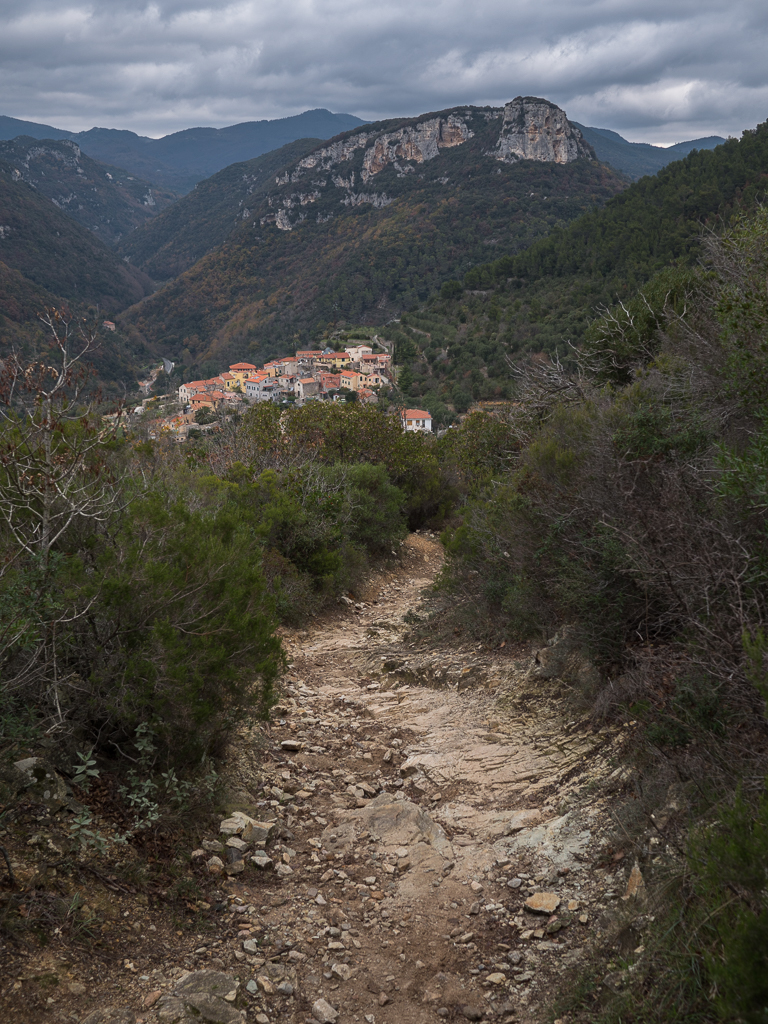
<box><xmin>495</xmin><ymin>96</ymin><xmax>591</xmax><ymax>165</ymax></box>
<box><xmin>360</xmin><ymin>116</ymin><xmax>473</xmax><ymax>182</ymax></box>
<box><xmin>290</xmin><ymin>114</ymin><xmax>473</xmax><ymax>187</ymax></box>
<box><xmin>259</xmin><ymin>99</ymin><xmax>595</xmax><ymax>232</ymax></box>
<box><xmin>293</xmin><ymin>133</ymin><xmax>373</xmax><ymax>177</ymax></box>
<box><xmin>340</xmin><ymin>192</ymin><xmax>393</xmax><ymax>209</ymax></box>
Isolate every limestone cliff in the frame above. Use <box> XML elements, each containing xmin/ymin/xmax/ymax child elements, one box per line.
<box><xmin>271</xmin><ymin>113</ymin><xmax>474</xmax><ymax>228</ymax></box>
<box><xmin>266</xmin><ymin>101</ymin><xmax>592</xmax><ymax>230</ymax></box>
<box><xmin>494</xmin><ymin>96</ymin><xmax>592</xmax><ymax>165</ymax></box>
<box><xmin>360</xmin><ymin>115</ymin><xmax>473</xmax><ymax>182</ymax></box>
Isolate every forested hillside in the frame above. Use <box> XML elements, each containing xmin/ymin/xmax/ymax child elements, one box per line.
<box><xmin>116</xmin><ymin>138</ymin><xmax>324</xmax><ymax>280</ymax></box>
<box><xmin>0</xmin><ymin>161</ymin><xmax>154</xmax><ymax>310</ymax></box>
<box><xmin>119</xmin><ymin>101</ymin><xmax>625</xmax><ymax>367</ymax></box>
<box><xmin>0</xmin><ymin>155</ymin><xmax>157</xmax><ymax>386</ymax></box>
<box><xmin>0</xmin><ymin>136</ymin><xmax>178</xmax><ymax>247</ymax></box>
<box><xmin>380</xmin><ymin>120</ymin><xmax>768</xmax><ymax>421</ymax></box>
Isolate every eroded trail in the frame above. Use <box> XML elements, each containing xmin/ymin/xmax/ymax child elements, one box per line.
<box><xmin>45</xmin><ymin>535</ymin><xmax>638</xmax><ymax>1024</ymax></box>
<box><xmin>190</xmin><ymin>534</ymin><xmax>634</xmax><ymax>1024</ymax></box>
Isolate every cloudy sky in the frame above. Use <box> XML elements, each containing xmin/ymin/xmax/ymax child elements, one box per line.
<box><xmin>1</xmin><ymin>0</ymin><xmax>766</xmax><ymax>144</ymax></box>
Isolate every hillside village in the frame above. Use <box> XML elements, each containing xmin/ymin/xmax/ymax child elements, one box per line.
<box><xmin>133</xmin><ymin>341</ymin><xmax>434</xmax><ymax>439</ymax></box>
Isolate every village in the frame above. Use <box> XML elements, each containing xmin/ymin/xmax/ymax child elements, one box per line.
<box><xmin>132</xmin><ymin>340</ymin><xmax>434</xmax><ymax>440</ymax></box>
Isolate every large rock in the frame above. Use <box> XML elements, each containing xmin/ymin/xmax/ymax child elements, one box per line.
<box><xmin>219</xmin><ymin>811</ymin><xmax>275</xmax><ymax>843</ymax></box>
<box><xmin>495</xmin><ymin>809</ymin><xmax>592</xmax><ymax>872</ymax></box>
<box><xmin>495</xmin><ymin>97</ymin><xmax>592</xmax><ymax>165</ymax></box>
<box><xmin>81</xmin><ymin>1011</ymin><xmax>136</xmax><ymax>1024</ymax></box>
<box><xmin>344</xmin><ymin>793</ymin><xmax>454</xmax><ymax>861</ymax></box>
<box><xmin>155</xmin><ymin>970</ymin><xmax>241</xmax><ymax>1024</ymax></box>
<box><xmin>525</xmin><ymin>892</ymin><xmax>560</xmax><ymax>914</ymax></box>
<box><xmin>13</xmin><ymin>757</ymin><xmax>68</xmax><ymax>810</ymax></box>
<box><xmin>312</xmin><ymin>998</ymin><xmax>339</xmax><ymax>1023</ymax></box>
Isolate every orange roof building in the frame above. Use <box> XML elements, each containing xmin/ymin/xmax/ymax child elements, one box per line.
<box><xmin>401</xmin><ymin>408</ymin><xmax>432</xmax><ymax>432</ymax></box>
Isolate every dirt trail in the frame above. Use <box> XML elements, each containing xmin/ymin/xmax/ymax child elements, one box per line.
<box><xmin>203</xmin><ymin>534</ymin><xmax>633</xmax><ymax>1024</ymax></box>
<box><xmin>3</xmin><ymin>534</ymin><xmax>640</xmax><ymax>1024</ymax></box>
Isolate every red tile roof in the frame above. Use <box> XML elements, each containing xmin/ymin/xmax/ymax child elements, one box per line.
<box><xmin>402</xmin><ymin>408</ymin><xmax>431</xmax><ymax>419</ymax></box>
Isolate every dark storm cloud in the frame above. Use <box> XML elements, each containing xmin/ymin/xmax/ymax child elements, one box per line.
<box><xmin>1</xmin><ymin>0</ymin><xmax>765</xmax><ymax>141</ymax></box>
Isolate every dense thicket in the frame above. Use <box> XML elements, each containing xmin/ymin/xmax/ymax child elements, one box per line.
<box><xmin>437</xmin><ymin>207</ymin><xmax>768</xmax><ymax>1023</ymax></box>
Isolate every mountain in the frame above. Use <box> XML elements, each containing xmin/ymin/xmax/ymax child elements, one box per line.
<box><xmin>371</xmin><ymin>119</ymin><xmax>768</xmax><ymax>421</ymax></box>
<box><xmin>574</xmin><ymin>123</ymin><xmax>725</xmax><ymax>179</ymax></box>
<box><xmin>0</xmin><ymin>114</ymin><xmax>73</xmax><ymax>142</ymax></box>
<box><xmin>117</xmin><ymin>138</ymin><xmax>323</xmax><ymax>280</ymax></box>
<box><xmin>119</xmin><ymin>97</ymin><xmax>626</xmax><ymax>368</ymax></box>
<box><xmin>0</xmin><ymin>157</ymin><xmax>154</xmax><ymax>313</ymax></box>
<box><xmin>0</xmin><ymin>110</ymin><xmax>367</xmax><ymax>193</ymax></box>
<box><xmin>0</xmin><ymin>155</ymin><xmax>155</xmax><ymax>385</ymax></box>
<box><xmin>0</xmin><ymin>137</ymin><xmax>178</xmax><ymax>247</ymax></box>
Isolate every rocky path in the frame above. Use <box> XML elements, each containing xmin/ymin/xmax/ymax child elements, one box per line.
<box><xmin>3</xmin><ymin>535</ymin><xmax>649</xmax><ymax>1024</ymax></box>
<box><xmin>113</xmin><ymin>534</ymin><xmax>640</xmax><ymax>1024</ymax></box>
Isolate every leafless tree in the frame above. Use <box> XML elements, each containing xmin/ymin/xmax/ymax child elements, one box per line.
<box><xmin>0</xmin><ymin>309</ymin><xmax>124</xmax><ymax>574</ymax></box>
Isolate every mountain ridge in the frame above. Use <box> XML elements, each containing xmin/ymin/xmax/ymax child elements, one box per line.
<box><xmin>0</xmin><ymin>110</ymin><xmax>367</xmax><ymax>192</ymax></box>
<box><xmin>573</xmin><ymin>122</ymin><xmax>725</xmax><ymax>179</ymax></box>
<box><xmin>119</xmin><ymin>97</ymin><xmax>625</xmax><ymax>366</ymax></box>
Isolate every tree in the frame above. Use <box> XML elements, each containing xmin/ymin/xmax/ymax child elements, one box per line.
<box><xmin>0</xmin><ymin>309</ymin><xmax>130</xmax><ymax>730</ymax></box>
<box><xmin>0</xmin><ymin>310</ymin><xmax>285</xmax><ymax>762</ymax></box>
<box><xmin>194</xmin><ymin>406</ymin><xmax>217</xmax><ymax>425</ymax></box>
<box><xmin>0</xmin><ymin>308</ymin><xmax>124</xmax><ymax>571</ymax></box>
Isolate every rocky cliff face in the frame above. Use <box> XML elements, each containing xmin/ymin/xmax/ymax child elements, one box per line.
<box><xmin>266</xmin><ymin>100</ymin><xmax>589</xmax><ymax>231</ymax></box>
<box><xmin>270</xmin><ymin>114</ymin><xmax>475</xmax><ymax>229</ymax></box>
<box><xmin>360</xmin><ymin>115</ymin><xmax>473</xmax><ymax>181</ymax></box>
<box><xmin>495</xmin><ymin>96</ymin><xmax>591</xmax><ymax>165</ymax></box>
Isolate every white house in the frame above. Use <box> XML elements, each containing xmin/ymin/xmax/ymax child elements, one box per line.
<box><xmin>401</xmin><ymin>408</ymin><xmax>432</xmax><ymax>432</ymax></box>
<box><xmin>346</xmin><ymin>344</ymin><xmax>373</xmax><ymax>361</ymax></box>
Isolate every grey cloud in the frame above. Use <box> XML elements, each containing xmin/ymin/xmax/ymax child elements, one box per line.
<box><xmin>0</xmin><ymin>0</ymin><xmax>765</xmax><ymax>142</ymax></box>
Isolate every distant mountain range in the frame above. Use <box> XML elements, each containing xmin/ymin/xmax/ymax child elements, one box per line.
<box><xmin>0</xmin><ymin>109</ymin><xmax>725</xmax><ymax>190</ymax></box>
<box><xmin>0</xmin><ymin>110</ymin><xmax>366</xmax><ymax>192</ymax></box>
<box><xmin>573</xmin><ymin>124</ymin><xmax>725</xmax><ymax>180</ymax></box>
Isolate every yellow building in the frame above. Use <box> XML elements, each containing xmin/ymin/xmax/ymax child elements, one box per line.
<box><xmin>228</xmin><ymin>362</ymin><xmax>258</xmax><ymax>387</ymax></box>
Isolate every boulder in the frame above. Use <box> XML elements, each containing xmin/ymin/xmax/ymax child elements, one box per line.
<box><xmin>155</xmin><ymin>970</ymin><xmax>241</xmax><ymax>1024</ymax></box>
<box><xmin>13</xmin><ymin>757</ymin><xmax>68</xmax><ymax>811</ymax></box>
<box><xmin>81</xmin><ymin>1011</ymin><xmax>136</xmax><ymax>1024</ymax></box>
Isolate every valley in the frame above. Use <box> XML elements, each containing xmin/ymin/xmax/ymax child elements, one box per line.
<box><xmin>119</xmin><ymin>98</ymin><xmax>626</xmax><ymax>368</ymax></box>
<box><xmin>1</xmin><ymin>92</ymin><xmax>767</xmax><ymax>1024</ymax></box>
